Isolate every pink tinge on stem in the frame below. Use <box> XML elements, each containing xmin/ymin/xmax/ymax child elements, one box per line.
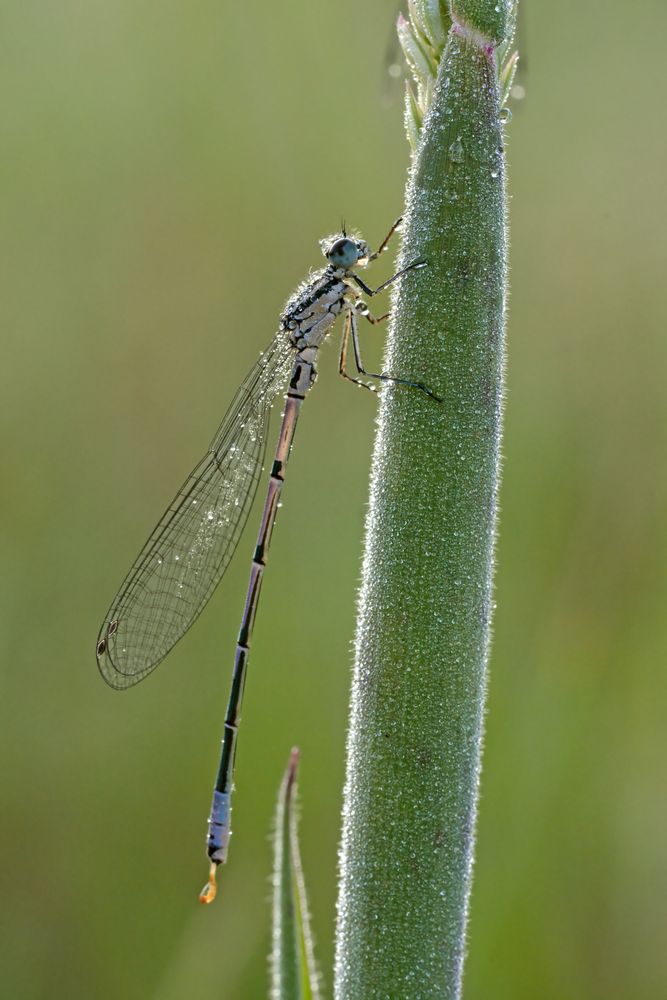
<box><xmin>450</xmin><ymin>16</ymin><xmax>497</xmax><ymax>57</ymax></box>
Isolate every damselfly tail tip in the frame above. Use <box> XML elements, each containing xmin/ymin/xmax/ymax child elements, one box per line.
<box><xmin>199</xmin><ymin>863</ymin><xmax>218</xmax><ymax>904</ymax></box>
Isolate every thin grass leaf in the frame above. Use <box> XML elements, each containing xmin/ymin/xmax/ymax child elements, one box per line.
<box><xmin>270</xmin><ymin>749</ymin><xmax>321</xmax><ymax>1000</ymax></box>
<box><xmin>499</xmin><ymin>49</ymin><xmax>519</xmax><ymax>105</ymax></box>
<box><xmin>404</xmin><ymin>79</ymin><xmax>423</xmax><ymax>152</ymax></box>
<box><xmin>397</xmin><ymin>13</ymin><xmax>437</xmax><ymax>84</ymax></box>
<box><xmin>410</xmin><ymin>0</ymin><xmax>452</xmax><ymax>50</ymax></box>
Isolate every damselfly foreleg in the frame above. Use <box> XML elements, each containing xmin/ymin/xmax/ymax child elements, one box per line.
<box><xmin>368</xmin><ymin>216</ymin><xmax>403</xmax><ymax>261</ymax></box>
<box><xmin>353</xmin><ymin>258</ymin><xmax>427</xmax><ymax>298</ymax></box>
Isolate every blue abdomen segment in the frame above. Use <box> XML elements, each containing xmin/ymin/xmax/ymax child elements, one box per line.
<box><xmin>206</xmin><ymin>790</ymin><xmax>232</xmax><ymax>864</ymax></box>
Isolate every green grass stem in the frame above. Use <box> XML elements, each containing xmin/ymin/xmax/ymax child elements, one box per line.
<box><xmin>334</xmin><ymin>4</ymin><xmax>513</xmax><ymax>996</ymax></box>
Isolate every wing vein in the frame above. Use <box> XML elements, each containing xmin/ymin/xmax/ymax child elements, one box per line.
<box><xmin>96</xmin><ymin>333</ymin><xmax>293</xmax><ymax>689</ymax></box>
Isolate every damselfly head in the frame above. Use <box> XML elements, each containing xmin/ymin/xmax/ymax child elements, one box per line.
<box><xmin>320</xmin><ymin>234</ymin><xmax>370</xmax><ymax>269</ymax></box>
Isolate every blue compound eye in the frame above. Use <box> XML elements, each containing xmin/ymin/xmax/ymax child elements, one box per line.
<box><xmin>326</xmin><ymin>238</ymin><xmax>360</xmax><ymax>268</ymax></box>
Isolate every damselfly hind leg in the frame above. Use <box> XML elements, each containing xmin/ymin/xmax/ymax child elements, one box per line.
<box><xmin>345</xmin><ymin>311</ymin><xmax>441</xmax><ymax>403</ymax></box>
<box><xmin>339</xmin><ymin>312</ymin><xmax>376</xmax><ymax>393</ymax></box>
<box><xmin>343</xmin><ymin>251</ymin><xmax>440</xmax><ymax>401</ymax></box>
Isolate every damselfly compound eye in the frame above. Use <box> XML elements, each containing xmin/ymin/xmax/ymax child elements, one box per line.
<box><xmin>325</xmin><ymin>238</ymin><xmax>360</xmax><ymax>268</ymax></box>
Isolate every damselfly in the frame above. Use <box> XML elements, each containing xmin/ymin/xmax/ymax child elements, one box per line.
<box><xmin>96</xmin><ymin>218</ymin><xmax>438</xmax><ymax>902</ymax></box>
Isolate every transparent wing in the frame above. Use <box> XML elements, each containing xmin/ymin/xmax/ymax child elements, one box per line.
<box><xmin>96</xmin><ymin>333</ymin><xmax>294</xmax><ymax>689</ymax></box>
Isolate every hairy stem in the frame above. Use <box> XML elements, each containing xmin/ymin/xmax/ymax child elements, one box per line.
<box><xmin>334</xmin><ymin>10</ymin><xmax>509</xmax><ymax>998</ymax></box>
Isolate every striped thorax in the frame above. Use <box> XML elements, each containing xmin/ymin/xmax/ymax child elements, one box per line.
<box><xmin>278</xmin><ymin>233</ymin><xmax>371</xmax><ymax>398</ymax></box>
<box><xmin>281</xmin><ymin>235</ymin><xmax>369</xmax><ymax>350</ymax></box>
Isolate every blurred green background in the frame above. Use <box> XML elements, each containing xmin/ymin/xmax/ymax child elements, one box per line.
<box><xmin>2</xmin><ymin>1</ymin><xmax>666</xmax><ymax>998</ymax></box>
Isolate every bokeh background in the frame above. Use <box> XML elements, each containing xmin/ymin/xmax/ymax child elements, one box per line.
<box><xmin>2</xmin><ymin>1</ymin><xmax>666</xmax><ymax>997</ymax></box>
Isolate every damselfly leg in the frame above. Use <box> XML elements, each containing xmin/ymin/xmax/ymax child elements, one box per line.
<box><xmin>339</xmin><ymin>309</ymin><xmax>441</xmax><ymax>401</ymax></box>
